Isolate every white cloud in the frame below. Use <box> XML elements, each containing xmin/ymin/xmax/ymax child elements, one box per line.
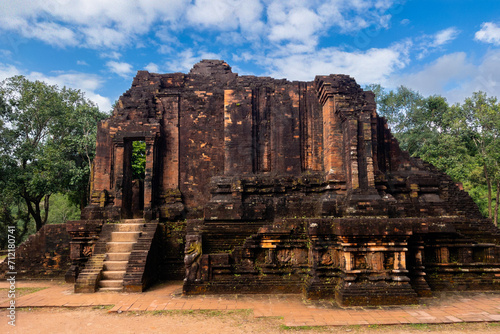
<box><xmin>0</xmin><ymin>49</ymin><xmax>13</xmax><ymax>58</ymax></box>
<box><xmin>475</xmin><ymin>22</ymin><xmax>500</xmax><ymax>46</ymax></box>
<box><xmin>187</xmin><ymin>0</ymin><xmax>264</xmax><ymax>34</ymax></box>
<box><xmin>393</xmin><ymin>53</ymin><xmax>474</xmax><ymax>97</ymax></box>
<box><xmin>155</xmin><ymin>27</ymin><xmax>180</xmax><ymax>44</ymax></box>
<box><xmin>416</xmin><ymin>27</ymin><xmax>459</xmax><ymax>60</ymax></box>
<box><xmin>215</xmin><ymin>32</ymin><xmax>248</xmax><ymax>46</ymax></box>
<box><xmin>231</xmin><ymin>51</ymin><xmax>255</xmax><ymax>63</ymax></box>
<box><xmin>0</xmin><ymin>63</ymin><xmax>112</xmax><ymax>111</ymax></box>
<box><xmin>316</xmin><ymin>0</ymin><xmax>396</xmax><ymax>32</ymax></box>
<box><xmin>144</xmin><ymin>63</ymin><xmax>160</xmax><ymax>73</ymax></box>
<box><xmin>81</xmin><ymin>26</ymin><xmax>129</xmax><ymax>49</ymax></box>
<box><xmin>431</xmin><ymin>27</ymin><xmax>459</xmax><ymax>47</ymax></box>
<box><xmin>24</xmin><ymin>22</ymin><xmax>78</xmax><ymax>47</ymax></box>
<box><xmin>164</xmin><ymin>49</ymin><xmax>221</xmax><ymax>73</ymax></box>
<box><xmin>400</xmin><ymin>19</ymin><xmax>410</xmax><ymax>26</ymax></box>
<box><xmin>264</xmin><ymin>0</ymin><xmax>397</xmax><ymax>50</ymax></box>
<box><xmin>392</xmin><ymin>51</ymin><xmax>500</xmax><ymax>104</ymax></box>
<box><xmin>265</xmin><ymin>42</ymin><xmax>410</xmax><ymax>85</ymax></box>
<box><xmin>188</xmin><ymin>0</ymin><xmax>239</xmax><ymax>30</ymax></box>
<box><xmin>0</xmin><ymin>63</ymin><xmax>22</xmax><ymax>80</ymax></box>
<box><xmin>77</xmin><ymin>60</ymin><xmax>89</xmax><ymax>66</ymax></box>
<box><xmin>34</xmin><ymin>72</ymin><xmax>101</xmax><ymax>91</ymax></box>
<box><xmin>100</xmin><ymin>51</ymin><xmax>122</xmax><ymax>60</ymax></box>
<box><xmin>0</xmin><ymin>0</ymin><xmax>399</xmax><ymax>51</ymax></box>
<box><xmin>0</xmin><ymin>0</ymin><xmax>189</xmax><ymax>49</ymax></box>
<box><xmin>26</xmin><ymin>71</ymin><xmax>112</xmax><ymax>111</ymax></box>
<box><xmin>375</xmin><ymin>0</ymin><xmax>396</xmax><ymax>11</ymax></box>
<box><xmin>106</xmin><ymin>61</ymin><xmax>134</xmax><ymax>78</ymax></box>
<box><xmin>158</xmin><ymin>45</ymin><xmax>175</xmax><ymax>55</ymax></box>
<box><xmin>83</xmin><ymin>93</ymin><xmax>112</xmax><ymax>112</ymax></box>
<box><xmin>0</xmin><ymin>12</ymin><xmax>78</xmax><ymax>48</ymax></box>
<box><xmin>268</xmin><ymin>7</ymin><xmax>322</xmax><ymax>46</ymax></box>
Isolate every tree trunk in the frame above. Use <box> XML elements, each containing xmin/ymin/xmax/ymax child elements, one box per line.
<box><xmin>80</xmin><ymin>195</ymin><xmax>86</xmax><ymax>212</ymax></box>
<box><xmin>24</xmin><ymin>197</ymin><xmax>43</xmax><ymax>232</ymax></box>
<box><xmin>42</xmin><ymin>194</ymin><xmax>50</xmax><ymax>226</ymax></box>
<box><xmin>17</xmin><ymin>210</ymin><xmax>30</xmax><ymax>242</ymax></box>
<box><xmin>495</xmin><ymin>181</ymin><xmax>499</xmax><ymax>226</ymax></box>
<box><xmin>34</xmin><ymin>201</ymin><xmax>43</xmax><ymax>231</ymax></box>
<box><xmin>485</xmin><ymin>164</ymin><xmax>492</xmax><ymax>218</ymax></box>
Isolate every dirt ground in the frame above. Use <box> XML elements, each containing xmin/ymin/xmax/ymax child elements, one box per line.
<box><xmin>2</xmin><ymin>307</ymin><xmax>500</xmax><ymax>334</ymax></box>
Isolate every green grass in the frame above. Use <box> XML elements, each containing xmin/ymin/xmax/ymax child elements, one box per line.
<box><xmin>92</xmin><ymin>305</ymin><xmax>114</xmax><ymax>310</ymax></box>
<box><xmin>16</xmin><ymin>307</ymin><xmax>39</xmax><ymax>311</ymax></box>
<box><xmin>141</xmin><ymin>309</ymin><xmax>253</xmax><ymax>318</ymax></box>
<box><xmin>279</xmin><ymin>322</ymin><xmax>500</xmax><ymax>332</ymax></box>
<box><xmin>280</xmin><ymin>325</ymin><xmax>325</xmax><ymax>331</ymax></box>
<box><xmin>0</xmin><ymin>287</ymin><xmax>47</xmax><ymax>299</ymax></box>
<box><xmin>487</xmin><ymin>322</ymin><xmax>500</xmax><ymax>327</ymax></box>
<box><xmin>407</xmin><ymin>323</ymin><xmax>430</xmax><ymax>330</ymax></box>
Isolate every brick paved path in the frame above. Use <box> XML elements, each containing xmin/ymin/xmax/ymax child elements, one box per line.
<box><xmin>1</xmin><ymin>280</ymin><xmax>500</xmax><ymax>327</ymax></box>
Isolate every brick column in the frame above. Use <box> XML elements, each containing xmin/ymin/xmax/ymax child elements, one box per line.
<box><xmin>156</xmin><ymin>94</ymin><xmax>184</xmax><ymax>220</ymax></box>
<box><xmin>355</xmin><ymin>114</ymin><xmax>376</xmax><ymax>189</ymax></box>
<box><xmin>113</xmin><ymin>142</ymin><xmax>125</xmax><ymax>211</ymax></box>
<box><xmin>143</xmin><ymin>137</ymin><xmax>155</xmax><ymax>220</ymax></box>
<box><xmin>160</xmin><ymin>95</ymin><xmax>180</xmax><ymax>189</ymax></box>
<box><xmin>321</xmin><ymin>93</ymin><xmax>346</xmax><ymax>181</ymax></box>
<box><xmin>345</xmin><ymin>118</ymin><xmax>359</xmax><ymax>189</ymax></box>
<box><xmin>224</xmin><ymin>88</ymin><xmax>253</xmax><ymax>175</ymax></box>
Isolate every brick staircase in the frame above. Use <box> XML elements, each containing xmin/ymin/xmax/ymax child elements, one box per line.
<box><xmin>75</xmin><ymin>219</ymin><xmax>159</xmax><ymax>293</ymax></box>
<box><xmin>98</xmin><ymin>219</ymin><xmax>144</xmax><ymax>291</ymax></box>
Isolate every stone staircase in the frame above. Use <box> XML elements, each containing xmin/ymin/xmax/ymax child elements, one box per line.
<box><xmin>98</xmin><ymin>219</ymin><xmax>144</xmax><ymax>292</ymax></box>
<box><xmin>75</xmin><ymin>218</ymin><xmax>159</xmax><ymax>293</ymax></box>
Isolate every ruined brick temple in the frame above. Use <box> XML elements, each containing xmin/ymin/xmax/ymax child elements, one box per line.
<box><xmin>59</xmin><ymin>60</ymin><xmax>500</xmax><ymax>305</ymax></box>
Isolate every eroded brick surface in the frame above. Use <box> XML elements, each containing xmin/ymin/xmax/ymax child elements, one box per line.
<box><xmin>0</xmin><ymin>225</ymin><xmax>71</xmax><ymax>279</ymax></box>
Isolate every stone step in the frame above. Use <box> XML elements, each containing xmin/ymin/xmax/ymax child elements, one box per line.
<box><xmin>121</xmin><ymin>219</ymin><xmax>145</xmax><ymax>224</ymax></box>
<box><xmin>103</xmin><ymin>261</ymin><xmax>128</xmax><ymax>271</ymax></box>
<box><xmin>111</xmin><ymin>231</ymin><xmax>141</xmax><ymax>242</ymax></box>
<box><xmin>106</xmin><ymin>252</ymin><xmax>131</xmax><ymax>261</ymax></box>
<box><xmin>98</xmin><ymin>280</ymin><xmax>123</xmax><ymax>288</ymax></box>
<box><xmin>113</xmin><ymin>223</ymin><xmax>144</xmax><ymax>232</ymax></box>
<box><xmin>101</xmin><ymin>270</ymin><xmax>126</xmax><ymax>280</ymax></box>
<box><xmin>98</xmin><ymin>287</ymin><xmax>123</xmax><ymax>292</ymax></box>
<box><xmin>107</xmin><ymin>242</ymin><xmax>134</xmax><ymax>253</ymax></box>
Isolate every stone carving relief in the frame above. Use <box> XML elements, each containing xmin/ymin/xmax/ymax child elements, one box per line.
<box><xmin>184</xmin><ymin>234</ymin><xmax>202</xmax><ymax>282</ymax></box>
<box><xmin>82</xmin><ymin>244</ymin><xmax>94</xmax><ymax>257</ymax></box>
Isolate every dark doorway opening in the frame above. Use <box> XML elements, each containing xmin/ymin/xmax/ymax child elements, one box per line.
<box><xmin>122</xmin><ymin>139</ymin><xmax>146</xmax><ymax>219</ymax></box>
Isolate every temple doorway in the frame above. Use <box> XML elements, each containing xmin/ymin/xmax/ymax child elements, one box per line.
<box><xmin>122</xmin><ymin>139</ymin><xmax>146</xmax><ymax>219</ymax></box>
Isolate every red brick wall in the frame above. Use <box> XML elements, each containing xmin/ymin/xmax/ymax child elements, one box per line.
<box><xmin>0</xmin><ymin>224</ymin><xmax>71</xmax><ymax>278</ymax></box>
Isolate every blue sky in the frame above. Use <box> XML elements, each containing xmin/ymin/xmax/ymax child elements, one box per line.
<box><xmin>1</xmin><ymin>0</ymin><xmax>500</xmax><ymax>112</ymax></box>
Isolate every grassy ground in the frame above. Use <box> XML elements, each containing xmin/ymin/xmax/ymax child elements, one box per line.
<box><xmin>0</xmin><ymin>287</ymin><xmax>47</xmax><ymax>304</ymax></box>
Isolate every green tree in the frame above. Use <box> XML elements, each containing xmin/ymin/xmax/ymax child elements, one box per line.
<box><xmin>368</xmin><ymin>85</ymin><xmax>500</xmax><ymax>223</ymax></box>
<box><xmin>132</xmin><ymin>140</ymin><xmax>146</xmax><ymax>180</ymax></box>
<box><xmin>368</xmin><ymin>85</ymin><xmax>424</xmax><ymax>135</ymax></box>
<box><xmin>459</xmin><ymin>92</ymin><xmax>500</xmax><ymax>223</ymax></box>
<box><xmin>0</xmin><ymin>76</ymin><xmax>107</xmax><ymax>232</ymax></box>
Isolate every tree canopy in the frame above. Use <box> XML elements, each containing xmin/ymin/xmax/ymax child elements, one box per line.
<box><xmin>369</xmin><ymin>85</ymin><xmax>500</xmax><ymax>224</ymax></box>
<box><xmin>0</xmin><ymin>76</ymin><xmax>107</xmax><ymax>238</ymax></box>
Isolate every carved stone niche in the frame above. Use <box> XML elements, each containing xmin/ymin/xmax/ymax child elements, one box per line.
<box><xmin>64</xmin><ymin>220</ymin><xmax>104</xmax><ymax>283</ymax></box>
<box><xmin>366</xmin><ymin>251</ymin><xmax>384</xmax><ymax>271</ymax></box>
